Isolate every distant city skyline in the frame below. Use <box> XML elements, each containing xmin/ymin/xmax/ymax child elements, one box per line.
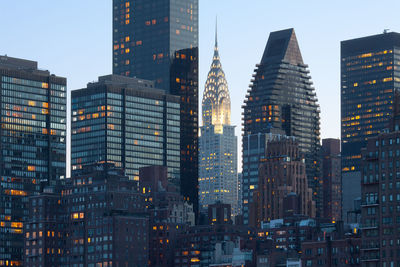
<box><xmin>1</xmin><ymin>0</ymin><xmax>399</xmax><ymax>173</ymax></box>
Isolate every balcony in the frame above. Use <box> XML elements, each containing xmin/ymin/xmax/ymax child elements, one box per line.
<box><xmin>365</xmin><ymin>154</ymin><xmax>378</xmax><ymax>161</ymax></box>
<box><xmin>361</xmin><ymin>245</ymin><xmax>380</xmax><ymax>251</ymax></box>
<box><xmin>361</xmin><ymin>200</ymin><xmax>379</xmax><ymax>207</ymax></box>
<box><xmin>361</xmin><ymin>256</ymin><xmax>380</xmax><ymax>262</ymax></box>
<box><xmin>360</xmin><ymin>223</ymin><xmax>379</xmax><ymax>230</ymax></box>
<box><xmin>362</xmin><ymin>177</ymin><xmax>379</xmax><ymax>185</ymax></box>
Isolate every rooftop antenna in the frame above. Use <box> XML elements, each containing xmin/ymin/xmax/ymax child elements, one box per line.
<box><xmin>384</xmin><ymin>29</ymin><xmax>390</xmax><ymax>34</ymax></box>
<box><xmin>215</xmin><ymin>16</ymin><xmax>218</xmax><ymax>47</ymax></box>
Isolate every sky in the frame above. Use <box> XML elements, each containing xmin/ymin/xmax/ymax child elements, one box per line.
<box><xmin>1</xmin><ymin>0</ymin><xmax>400</xmax><ymax>174</ymax></box>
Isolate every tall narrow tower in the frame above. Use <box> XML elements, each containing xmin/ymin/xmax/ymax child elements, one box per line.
<box><xmin>242</xmin><ymin>29</ymin><xmax>321</xmax><ymax>224</ymax></box>
<box><xmin>0</xmin><ymin>56</ymin><xmax>66</xmax><ymax>266</ymax></box>
<box><xmin>199</xmin><ymin>25</ymin><xmax>238</xmax><ymax>215</ymax></box>
<box><xmin>112</xmin><ymin>0</ymin><xmax>199</xmax><ymax>213</ymax></box>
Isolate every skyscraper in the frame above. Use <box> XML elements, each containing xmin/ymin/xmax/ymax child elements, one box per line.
<box><xmin>71</xmin><ymin>75</ymin><xmax>181</xmax><ymax>183</ymax></box>
<box><xmin>341</xmin><ymin>32</ymin><xmax>400</xmax><ymax>220</ymax></box>
<box><xmin>242</xmin><ymin>29</ymin><xmax>321</xmax><ymax>224</ymax></box>
<box><xmin>112</xmin><ymin>0</ymin><xmax>199</xmax><ymax>212</ymax></box>
<box><xmin>0</xmin><ymin>56</ymin><xmax>66</xmax><ymax>266</ymax></box>
<box><xmin>360</xmin><ymin>93</ymin><xmax>400</xmax><ymax>266</ymax></box>
<box><xmin>251</xmin><ymin>137</ymin><xmax>316</xmax><ymax>226</ymax></box>
<box><xmin>199</xmin><ymin>27</ymin><xmax>238</xmax><ymax>216</ymax></box>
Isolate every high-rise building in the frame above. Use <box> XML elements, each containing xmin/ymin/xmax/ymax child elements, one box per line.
<box><xmin>341</xmin><ymin>32</ymin><xmax>400</xmax><ymax>221</ymax></box>
<box><xmin>0</xmin><ymin>56</ymin><xmax>66</xmax><ymax>266</ymax></box>
<box><xmin>360</xmin><ymin>92</ymin><xmax>400</xmax><ymax>266</ymax></box>
<box><xmin>112</xmin><ymin>0</ymin><xmax>199</xmax><ymax>212</ymax></box>
<box><xmin>321</xmin><ymin>138</ymin><xmax>342</xmax><ymax>222</ymax></box>
<box><xmin>71</xmin><ymin>75</ymin><xmax>181</xmax><ymax>183</ymax></box>
<box><xmin>199</xmin><ymin>27</ymin><xmax>238</xmax><ymax>216</ymax></box>
<box><xmin>251</xmin><ymin>137</ymin><xmax>316</xmax><ymax>226</ymax></box>
<box><xmin>24</xmin><ymin>163</ymin><xmax>149</xmax><ymax>267</ymax></box>
<box><xmin>242</xmin><ymin>29</ymin><xmax>321</xmax><ymax>224</ymax></box>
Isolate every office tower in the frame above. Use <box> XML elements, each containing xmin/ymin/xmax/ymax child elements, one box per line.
<box><xmin>251</xmin><ymin>137</ymin><xmax>315</xmax><ymax>226</ymax></box>
<box><xmin>360</xmin><ymin>93</ymin><xmax>400</xmax><ymax>266</ymax></box>
<box><xmin>321</xmin><ymin>138</ymin><xmax>342</xmax><ymax>222</ymax></box>
<box><xmin>0</xmin><ymin>56</ymin><xmax>66</xmax><ymax>266</ymax></box>
<box><xmin>199</xmin><ymin>28</ymin><xmax>238</xmax><ymax>216</ymax></box>
<box><xmin>341</xmin><ymin>32</ymin><xmax>400</xmax><ymax>221</ymax></box>
<box><xmin>112</xmin><ymin>0</ymin><xmax>199</xmax><ymax>212</ymax></box>
<box><xmin>71</xmin><ymin>75</ymin><xmax>180</xmax><ymax>184</ymax></box>
<box><xmin>242</xmin><ymin>29</ymin><xmax>321</xmax><ymax>224</ymax></box>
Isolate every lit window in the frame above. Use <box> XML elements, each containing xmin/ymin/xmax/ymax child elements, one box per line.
<box><xmin>27</xmin><ymin>166</ymin><xmax>35</xmax><ymax>171</ymax></box>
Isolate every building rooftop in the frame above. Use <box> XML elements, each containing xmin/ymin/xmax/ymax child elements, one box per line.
<box><xmin>0</xmin><ymin>55</ymin><xmax>37</xmax><ymax>70</ymax></box>
<box><xmin>341</xmin><ymin>31</ymin><xmax>400</xmax><ymax>56</ymax></box>
<box><xmin>0</xmin><ymin>55</ymin><xmax>53</xmax><ymax>76</ymax></box>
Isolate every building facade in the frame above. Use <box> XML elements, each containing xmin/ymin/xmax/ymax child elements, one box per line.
<box><xmin>341</xmin><ymin>32</ymin><xmax>400</xmax><ymax>220</ymax></box>
<box><xmin>71</xmin><ymin>75</ymin><xmax>180</xmax><ymax>184</ymax></box>
<box><xmin>199</xmin><ymin>28</ymin><xmax>238</xmax><ymax>216</ymax></box>
<box><xmin>0</xmin><ymin>56</ymin><xmax>66</xmax><ymax>266</ymax></box>
<box><xmin>360</xmin><ymin>95</ymin><xmax>400</xmax><ymax>266</ymax></box>
<box><xmin>24</xmin><ymin>183</ymin><xmax>67</xmax><ymax>267</ymax></box>
<box><xmin>65</xmin><ymin>163</ymin><xmax>148</xmax><ymax>267</ymax></box>
<box><xmin>24</xmin><ymin>163</ymin><xmax>149</xmax><ymax>267</ymax></box>
<box><xmin>242</xmin><ymin>29</ymin><xmax>321</xmax><ymax>224</ymax></box>
<box><xmin>322</xmin><ymin>138</ymin><xmax>342</xmax><ymax>222</ymax></box>
<box><xmin>252</xmin><ymin>137</ymin><xmax>315</xmax><ymax>226</ymax></box>
<box><xmin>112</xmin><ymin>0</ymin><xmax>199</xmax><ymax>213</ymax></box>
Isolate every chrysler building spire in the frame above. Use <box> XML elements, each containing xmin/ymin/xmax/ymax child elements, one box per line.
<box><xmin>202</xmin><ymin>21</ymin><xmax>231</xmax><ymax>133</ymax></box>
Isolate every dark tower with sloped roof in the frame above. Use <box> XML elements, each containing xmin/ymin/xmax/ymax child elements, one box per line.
<box><xmin>242</xmin><ymin>29</ymin><xmax>321</xmax><ymax>223</ymax></box>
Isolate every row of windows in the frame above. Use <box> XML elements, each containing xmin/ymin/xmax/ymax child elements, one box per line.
<box><xmin>50</xmin><ymin>83</ymin><xmax>66</xmax><ymax>91</ymax></box>
<box><xmin>126</xmin><ymin>138</ymin><xmax>163</xmax><ymax>148</ymax></box>
<box><xmin>125</xmin><ymin>151</ymin><xmax>163</xmax><ymax>161</ymax></box>
<box><xmin>125</xmin><ymin>101</ymin><xmax>163</xmax><ymax>112</ymax></box>
<box><xmin>2</xmin><ymin>82</ymin><xmax>48</xmax><ymax>95</ymax></box>
<box><xmin>126</xmin><ymin>157</ymin><xmax>163</xmax><ymax>165</ymax></box>
<box><xmin>72</xmin><ymin>93</ymin><xmax>105</xmax><ymax>104</ymax></box>
<box><xmin>125</xmin><ymin>120</ymin><xmax>163</xmax><ymax>130</ymax></box>
<box><xmin>1</xmin><ymin>86</ymin><xmax>50</xmax><ymax>102</ymax></box>
<box><xmin>71</xmin><ymin>130</ymin><xmax>105</xmax><ymax>141</ymax></box>
<box><xmin>125</xmin><ymin>107</ymin><xmax>163</xmax><ymax>118</ymax></box>
<box><xmin>2</xmin><ymin>156</ymin><xmax>49</xmax><ymax>166</ymax></box>
<box><xmin>2</xmin><ymin>76</ymin><xmax>65</xmax><ymax>90</ymax></box>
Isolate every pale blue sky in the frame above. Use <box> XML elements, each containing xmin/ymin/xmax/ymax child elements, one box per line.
<box><xmin>1</xmin><ymin>1</ymin><xmax>399</xmax><ymax>173</ymax></box>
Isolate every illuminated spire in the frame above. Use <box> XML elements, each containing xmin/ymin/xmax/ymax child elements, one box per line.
<box><xmin>202</xmin><ymin>21</ymin><xmax>231</xmax><ymax>132</ymax></box>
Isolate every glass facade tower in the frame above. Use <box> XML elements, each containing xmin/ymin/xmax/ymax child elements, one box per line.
<box><xmin>0</xmin><ymin>56</ymin><xmax>66</xmax><ymax>266</ymax></box>
<box><xmin>113</xmin><ymin>0</ymin><xmax>199</xmax><ymax>212</ymax></box>
<box><xmin>242</xmin><ymin>29</ymin><xmax>321</xmax><ymax>224</ymax></box>
<box><xmin>341</xmin><ymin>32</ymin><xmax>400</xmax><ymax>219</ymax></box>
<box><xmin>71</xmin><ymin>75</ymin><xmax>181</xmax><ymax>183</ymax></box>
